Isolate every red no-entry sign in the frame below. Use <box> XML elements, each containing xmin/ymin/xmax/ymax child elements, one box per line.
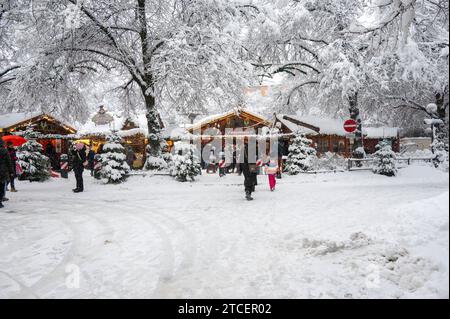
<box><xmin>344</xmin><ymin>119</ymin><xmax>358</xmax><ymax>133</ymax></box>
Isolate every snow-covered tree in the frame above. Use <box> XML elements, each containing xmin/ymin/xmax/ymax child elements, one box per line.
<box><xmin>372</xmin><ymin>140</ymin><xmax>397</xmax><ymax>177</ymax></box>
<box><xmin>169</xmin><ymin>142</ymin><xmax>201</xmax><ymax>182</ymax></box>
<box><xmin>4</xmin><ymin>0</ymin><xmax>256</xmax><ymax>162</ymax></box>
<box><xmin>285</xmin><ymin>132</ymin><xmax>317</xmax><ymax>174</ymax></box>
<box><xmin>99</xmin><ymin>133</ymin><xmax>130</xmax><ymax>184</ymax></box>
<box><xmin>16</xmin><ymin>127</ymin><xmax>51</xmax><ymax>182</ymax></box>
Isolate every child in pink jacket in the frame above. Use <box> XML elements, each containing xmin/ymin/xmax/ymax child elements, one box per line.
<box><xmin>265</xmin><ymin>158</ymin><xmax>278</xmax><ymax>192</ymax></box>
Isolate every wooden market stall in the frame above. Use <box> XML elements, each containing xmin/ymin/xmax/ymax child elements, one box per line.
<box><xmin>76</xmin><ymin>106</ymin><xmax>151</xmax><ymax>169</ymax></box>
<box><xmin>0</xmin><ymin>112</ymin><xmax>77</xmax><ymax>168</ymax></box>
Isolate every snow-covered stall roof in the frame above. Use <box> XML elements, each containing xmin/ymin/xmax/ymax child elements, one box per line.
<box><xmin>0</xmin><ymin>112</ymin><xmax>77</xmax><ymax>133</ymax></box>
<box><xmin>187</xmin><ymin>108</ymin><xmax>271</xmax><ymax>132</ymax></box>
<box><xmin>0</xmin><ymin>112</ymin><xmax>45</xmax><ymax>129</ymax></box>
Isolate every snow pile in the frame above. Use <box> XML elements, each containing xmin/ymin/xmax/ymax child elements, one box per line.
<box><xmin>285</xmin><ymin>133</ymin><xmax>317</xmax><ymax>174</ymax></box>
<box><xmin>99</xmin><ymin>133</ymin><xmax>130</xmax><ymax>184</ymax></box>
<box><xmin>315</xmin><ymin>152</ymin><xmax>347</xmax><ymax>171</ymax></box>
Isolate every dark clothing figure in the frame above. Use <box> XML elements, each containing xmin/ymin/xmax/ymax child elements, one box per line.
<box><xmin>71</xmin><ymin>144</ymin><xmax>87</xmax><ymax>193</ymax></box>
<box><xmin>7</xmin><ymin>145</ymin><xmax>18</xmax><ymax>191</ymax></box>
<box><xmin>87</xmin><ymin>149</ymin><xmax>95</xmax><ymax>176</ymax></box>
<box><xmin>45</xmin><ymin>143</ymin><xmax>58</xmax><ymax>169</ymax></box>
<box><xmin>0</xmin><ymin>141</ymin><xmax>13</xmax><ymax>208</ymax></box>
<box><xmin>240</xmin><ymin>146</ymin><xmax>258</xmax><ymax>201</ymax></box>
<box><xmin>126</xmin><ymin>147</ymin><xmax>136</xmax><ymax>169</ymax></box>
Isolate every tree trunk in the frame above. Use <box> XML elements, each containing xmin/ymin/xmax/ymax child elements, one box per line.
<box><xmin>142</xmin><ymin>90</ymin><xmax>162</xmax><ymax>157</ymax></box>
<box><xmin>432</xmin><ymin>91</ymin><xmax>449</xmax><ymax>167</ymax></box>
<box><xmin>348</xmin><ymin>91</ymin><xmax>364</xmax><ymax>156</ymax></box>
<box><xmin>434</xmin><ymin>91</ymin><xmax>448</xmax><ymax>148</ymax></box>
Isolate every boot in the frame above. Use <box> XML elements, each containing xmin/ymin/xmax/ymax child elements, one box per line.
<box><xmin>73</xmin><ymin>189</ymin><xmax>84</xmax><ymax>193</ymax></box>
<box><xmin>0</xmin><ymin>202</ymin><xmax>3</xmax><ymax>208</ymax></box>
<box><xmin>10</xmin><ymin>188</ymin><xmax>18</xmax><ymax>193</ymax></box>
<box><xmin>2</xmin><ymin>197</ymin><xmax>9</xmax><ymax>202</ymax></box>
<box><xmin>245</xmin><ymin>192</ymin><xmax>253</xmax><ymax>201</ymax></box>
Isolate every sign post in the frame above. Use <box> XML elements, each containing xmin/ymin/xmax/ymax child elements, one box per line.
<box><xmin>344</xmin><ymin>119</ymin><xmax>358</xmax><ymax>133</ymax></box>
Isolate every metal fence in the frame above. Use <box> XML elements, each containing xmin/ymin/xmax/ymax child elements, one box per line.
<box><xmin>347</xmin><ymin>157</ymin><xmax>434</xmax><ymax>171</ymax></box>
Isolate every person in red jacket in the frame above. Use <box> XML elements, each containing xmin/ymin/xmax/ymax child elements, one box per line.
<box><xmin>6</xmin><ymin>141</ymin><xmax>18</xmax><ymax>192</ymax></box>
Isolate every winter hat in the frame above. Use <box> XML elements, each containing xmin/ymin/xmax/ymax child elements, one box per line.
<box><xmin>75</xmin><ymin>142</ymin><xmax>85</xmax><ymax>151</ymax></box>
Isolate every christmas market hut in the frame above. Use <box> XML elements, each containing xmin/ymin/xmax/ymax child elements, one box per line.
<box><xmin>274</xmin><ymin>114</ymin><xmax>400</xmax><ymax>156</ymax></box>
<box><xmin>187</xmin><ymin>108</ymin><xmax>273</xmax><ymax>144</ymax></box>
<box><xmin>0</xmin><ymin>112</ymin><xmax>77</xmax><ymax>167</ymax></box>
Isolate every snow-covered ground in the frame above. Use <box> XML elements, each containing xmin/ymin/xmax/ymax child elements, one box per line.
<box><xmin>0</xmin><ymin>164</ymin><xmax>448</xmax><ymax>299</ymax></box>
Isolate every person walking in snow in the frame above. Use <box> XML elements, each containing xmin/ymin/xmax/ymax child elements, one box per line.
<box><xmin>0</xmin><ymin>139</ymin><xmax>13</xmax><ymax>209</ymax></box>
<box><xmin>218</xmin><ymin>150</ymin><xmax>226</xmax><ymax>177</ymax></box>
<box><xmin>6</xmin><ymin>141</ymin><xmax>18</xmax><ymax>192</ymax></box>
<box><xmin>126</xmin><ymin>146</ymin><xmax>136</xmax><ymax>170</ymax></box>
<box><xmin>71</xmin><ymin>142</ymin><xmax>87</xmax><ymax>193</ymax></box>
<box><xmin>87</xmin><ymin>143</ymin><xmax>96</xmax><ymax>176</ymax></box>
<box><xmin>264</xmin><ymin>157</ymin><xmax>279</xmax><ymax>192</ymax></box>
<box><xmin>240</xmin><ymin>144</ymin><xmax>258</xmax><ymax>201</ymax></box>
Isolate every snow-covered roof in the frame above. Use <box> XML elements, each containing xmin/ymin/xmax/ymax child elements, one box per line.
<box><xmin>187</xmin><ymin>108</ymin><xmax>271</xmax><ymax>131</ymax></box>
<box><xmin>278</xmin><ymin>114</ymin><xmax>399</xmax><ymax>138</ymax></box>
<box><xmin>363</xmin><ymin>127</ymin><xmax>399</xmax><ymax>139</ymax></box>
<box><xmin>0</xmin><ymin>112</ymin><xmax>77</xmax><ymax>133</ymax></box>
<box><xmin>0</xmin><ymin>112</ymin><xmax>44</xmax><ymax>129</ymax></box>
<box><xmin>277</xmin><ymin>114</ymin><xmax>347</xmax><ymax>136</ymax></box>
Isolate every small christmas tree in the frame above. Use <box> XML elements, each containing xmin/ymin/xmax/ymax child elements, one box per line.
<box><xmin>285</xmin><ymin>132</ymin><xmax>317</xmax><ymax>174</ymax></box>
<box><xmin>99</xmin><ymin>133</ymin><xmax>130</xmax><ymax>184</ymax></box>
<box><xmin>17</xmin><ymin>127</ymin><xmax>51</xmax><ymax>182</ymax></box>
<box><xmin>170</xmin><ymin>142</ymin><xmax>201</xmax><ymax>182</ymax></box>
<box><xmin>372</xmin><ymin>140</ymin><xmax>397</xmax><ymax>177</ymax></box>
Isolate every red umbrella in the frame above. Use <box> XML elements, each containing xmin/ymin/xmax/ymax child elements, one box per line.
<box><xmin>2</xmin><ymin>135</ymin><xmax>27</xmax><ymax>147</ymax></box>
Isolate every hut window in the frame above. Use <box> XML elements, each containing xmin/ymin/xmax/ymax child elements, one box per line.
<box><xmin>318</xmin><ymin>139</ymin><xmax>329</xmax><ymax>153</ymax></box>
<box><xmin>333</xmin><ymin>140</ymin><xmax>339</xmax><ymax>152</ymax></box>
<box><xmin>338</xmin><ymin>140</ymin><xmax>346</xmax><ymax>153</ymax></box>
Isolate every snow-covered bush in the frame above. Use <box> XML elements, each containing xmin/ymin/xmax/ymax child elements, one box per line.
<box><xmin>17</xmin><ymin>139</ymin><xmax>51</xmax><ymax>182</ymax></box>
<box><xmin>99</xmin><ymin>133</ymin><xmax>130</xmax><ymax>184</ymax></box>
<box><xmin>431</xmin><ymin>139</ymin><xmax>449</xmax><ymax>172</ymax></box>
<box><xmin>315</xmin><ymin>152</ymin><xmax>346</xmax><ymax>171</ymax></box>
<box><xmin>373</xmin><ymin>140</ymin><xmax>397</xmax><ymax>177</ymax></box>
<box><xmin>16</xmin><ymin>126</ymin><xmax>51</xmax><ymax>182</ymax></box>
<box><xmin>170</xmin><ymin>142</ymin><xmax>201</xmax><ymax>182</ymax></box>
<box><xmin>285</xmin><ymin>133</ymin><xmax>317</xmax><ymax>174</ymax></box>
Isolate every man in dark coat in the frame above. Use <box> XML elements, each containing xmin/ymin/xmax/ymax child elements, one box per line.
<box><xmin>6</xmin><ymin>141</ymin><xmax>18</xmax><ymax>192</ymax></box>
<box><xmin>240</xmin><ymin>144</ymin><xmax>258</xmax><ymax>201</ymax></box>
<box><xmin>71</xmin><ymin>143</ymin><xmax>87</xmax><ymax>193</ymax></box>
<box><xmin>0</xmin><ymin>139</ymin><xmax>13</xmax><ymax>208</ymax></box>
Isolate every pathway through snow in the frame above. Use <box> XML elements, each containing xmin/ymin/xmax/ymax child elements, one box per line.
<box><xmin>0</xmin><ymin>164</ymin><xmax>448</xmax><ymax>298</ymax></box>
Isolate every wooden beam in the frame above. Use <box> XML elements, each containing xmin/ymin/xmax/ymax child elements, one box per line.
<box><xmin>282</xmin><ymin>115</ymin><xmax>320</xmax><ymax>133</ymax></box>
